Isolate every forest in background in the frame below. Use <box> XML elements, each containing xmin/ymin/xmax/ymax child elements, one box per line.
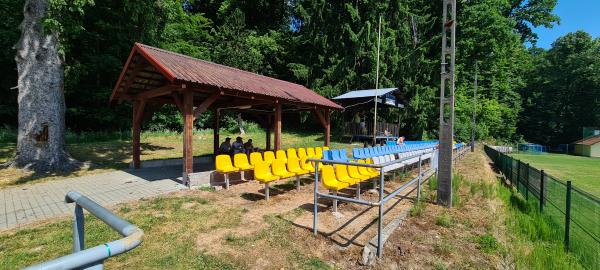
<box><xmin>0</xmin><ymin>0</ymin><xmax>598</xmax><ymax>145</ymax></box>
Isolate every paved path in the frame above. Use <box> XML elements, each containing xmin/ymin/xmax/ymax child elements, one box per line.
<box><xmin>0</xmin><ymin>166</ymin><xmax>187</xmax><ymax>231</ymax></box>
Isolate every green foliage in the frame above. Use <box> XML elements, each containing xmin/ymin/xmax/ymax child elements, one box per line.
<box><xmin>497</xmin><ymin>182</ymin><xmax>584</xmax><ymax>269</ymax></box>
<box><xmin>474</xmin><ymin>233</ymin><xmax>499</xmax><ymax>253</ymax></box>
<box><xmin>0</xmin><ymin>0</ymin><xmax>579</xmax><ymax>147</ymax></box>
<box><xmin>409</xmin><ymin>201</ymin><xmax>427</xmax><ymax>217</ymax></box>
<box><xmin>435</xmin><ymin>211</ymin><xmax>453</xmax><ymax>228</ymax></box>
<box><xmin>519</xmin><ymin>31</ymin><xmax>600</xmax><ymax>145</ymax></box>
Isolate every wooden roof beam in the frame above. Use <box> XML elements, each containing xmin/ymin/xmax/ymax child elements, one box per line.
<box><xmin>193</xmin><ymin>91</ymin><xmax>222</xmax><ymax>118</ymax></box>
<box><xmin>134</xmin><ymin>84</ymin><xmax>180</xmax><ymax>100</ymax></box>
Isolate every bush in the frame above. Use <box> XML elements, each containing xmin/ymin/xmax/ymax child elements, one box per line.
<box><xmin>436</xmin><ymin>212</ymin><xmax>453</xmax><ymax>227</ymax></box>
<box><xmin>410</xmin><ymin>201</ymin><xmax>427</xmax><ymax>217</ymax></box>
<box><xmin>475</xmin><ymin>234</ymin><xmax>499</xmax><ymax>253</ymax></box>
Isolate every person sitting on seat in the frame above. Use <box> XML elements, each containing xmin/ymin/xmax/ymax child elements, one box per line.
<box><xmin>243</xmin><ymin>139</ymin><xmax>255</xmax><ymax>154</ymax></box>
<box><xmin>219</xmin><ymin>138</ymin><xmax>232</xmax><ymax>154</ymax></box>
<box><xmin>232</xmin><ymin>137</ymin><xmax>244</xmax><ymax>154</ymax></box>
<box><xmin>396</xmin><ymin>136</ymin><xmax>405</xmax><ymax>145</ymax></box>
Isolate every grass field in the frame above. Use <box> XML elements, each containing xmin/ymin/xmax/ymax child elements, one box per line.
<box><xmin>510</xmin><ymin>152</ymin><xmax>600</xmax><ymax>197</ymax></box>
<box><xmin>0</xmin><ymin>129</ymin><xmax>357</xmax><ymax>188</ymax></box>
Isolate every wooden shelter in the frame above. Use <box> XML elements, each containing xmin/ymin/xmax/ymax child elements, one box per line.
<box><xmin>110</xmin><ymin>43</ymin><xmax>342</xmax><ymax>185</ymax></box>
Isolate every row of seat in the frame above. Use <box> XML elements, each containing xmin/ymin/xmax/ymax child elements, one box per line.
<box><xmin>320</xmin><ymin>159</ymin><xmax>380</xmax><ymax>192</ymax></box>
<box><xmin>350</xmin><ymin>143</ymin><xmax>438</xmax><ymax>160</ymax></box>
<box><xmin>214</xmin><ymin>146</ymin><xmax>330</xmax><ymax>199</ymax></box>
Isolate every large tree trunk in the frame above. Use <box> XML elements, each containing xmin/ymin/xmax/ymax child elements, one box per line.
<box><xmin>6</xmin><ymin>0</ymin><xmax>78</xmax><ymax>172</ymax></box>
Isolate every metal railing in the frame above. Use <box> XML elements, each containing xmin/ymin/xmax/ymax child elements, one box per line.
<box><xmin>309</xmin><ymin>144</ymin><xmax>469</xmax><ymax>259</ymax></box>
<box><xmin>25</xmin><ymin>191</ymin><xmax>144</xmax><ymax>270</ymax></box>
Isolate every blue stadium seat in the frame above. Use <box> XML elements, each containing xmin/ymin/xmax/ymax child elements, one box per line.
<box><xmin>323</xmin><ymin>150</ymin><xmax>332</xmax><ymax>160</ymax></box>
<box><xmin>368</xmin><ymin>147</ymin><xmax>376</xmax><ymax>157</ymax></box>
<box><xmin>339</xmin><ymin>149</ymin><xmax>349</xmax><ymax>162</ymax></box>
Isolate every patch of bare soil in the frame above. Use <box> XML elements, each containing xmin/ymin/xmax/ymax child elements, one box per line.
<box><xmin>134</xmin><ymin>150</ymin><xmax>507</xmax><ymax>269</ymax></box>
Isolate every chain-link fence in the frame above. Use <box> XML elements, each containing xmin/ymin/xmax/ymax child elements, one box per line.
<box><xmin>485</xmin><ymin>145</ymin><xmax>600</xmax><ymax>269</ymax></box>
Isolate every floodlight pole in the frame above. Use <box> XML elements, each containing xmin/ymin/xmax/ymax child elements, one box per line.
<box><xmin>373</xmin><ymin>16</ymin><xmax>382</xmax><ymax>146</ymax></box>
<box><xmin>437</xmin><ymin>0</ymin><xmax>456</xmax><ymax>207</ymax></box>
<box><xmin>471</xmin><ymin>61</ymin><xmax>477</xmax><ymax>152</ymax></box>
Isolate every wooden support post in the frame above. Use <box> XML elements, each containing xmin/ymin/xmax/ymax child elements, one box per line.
<box><xmin>274</xmin><ymin>103</ymin><xmax>282</xmax><ymax>150</ymax></box>
<box><xmin>132</xmin><ymin>100</ymin><xmax>143</xmax><ymax>169</ymax></box>
<box><xmin>183</xmin><ymin>90</ymin><xmax>194</xmax><ymax>186</ymax></box>
<box><xmin>312</xmin><ymin>108</ymin><xmax>330</xmax><ymax>147</ymax></box>
<box><xmin>265</xmin><ymin>115</ymin><xmax>272</xmax><ymax>150</ymax></box>
<box><xmin>325</xmin><ymin>109</ymin><xmax>331</xmax><ymax>147</ymax></box>
<box><xmin>213</xmin><ymin>108</ymin><xmax>220</xmax><ymax>155</ymax></box>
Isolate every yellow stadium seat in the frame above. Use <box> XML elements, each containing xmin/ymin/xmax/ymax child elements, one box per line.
<box><xmin>306</xmin><ymin>147</ymin><xmax>316</xmax><ymax>158</ymax></box>
<box><xmin>321</xmin><ymin>165</ymin><xmax>350</xmax><ymax>212</ymax></box>
<box><xmin>315</xmin><ymin>147</ymin><xmax>323</xmax><ymax>159</ymax></box>
<box><xmin>288</xmin><ymin>156</ymin><xmax>309</xmax><ymax>190</ymax></box>
<box><xmin>249</xmin><ymin>152</ymin><xmax>264</xmax><ymax>166</ymax></box>
<box><xmin>321</xmin><ymin>165</ymin><xmax>349</xmax><ymax>191</ymax></box>
<box><xmin>335</xmin><ymin>165</ymin><xmax>361</xmax><ymax>185</ymax></box>
<box><xmin>323</xmin><ymin>146</ymin><xmax>330</xmax><ymax>151</ymax></box>
<box><xmin>263</xmin><ymin>151</ymin><xmax>275</xmax><ymax>165</ymax></box>
<box><xmin>215</xmin><ymin>155</ymin><xmax>239</xmax><ymax>189</ymax></box>
<box><xmin>365</xmin><ymin>158</ymin><xmax>381</xmax><ymax>176</ymax></box>
<box><xmin>347</xmin><ymin>163</ymin><xmax>370</xmax><ymax>181</ymax></box>
<box><xmin>233</xmin><ymin>153</ymin><xmax>253</xmax><ymax>170</ymax></box>
<box><xmin>272</xmin><ymin>159</ymin><xmax>296</xmax><ymax>179</ymax></box>
<box><xmin>297</xmin><ymin>148</ymin><xmax>307</xmax><ymax>159</ymax></box>
<box><xmin>300</xmin><ymin>157</ymin><xmax>315</xmax><ymax>173</ymax></box>
<box><xmin>216</xmin><ymin>155</ymin><xmax>238</xmax><ymax>173</ymax></box>
<box><xmin>358</xmin><ymin>160</ymin><xmax>380</xmax><ymax>178</ymax></box>
<box><xmin>336</xmin><ymin>164</ymin><xmax>363</xmax><ymax>198</ymax></box>
<box><xmin>253</xmin><ymin>162</ymin><xmax>280</xmax><ymax>201</ymax></box>
<box><xmin>287</xmin><ymin>157</ymin><xmax>309</xmax><ymax>175</ymax></box>
<box><xmin>287</xmin><ymin>148</ymin><xmax>299</xmax><ymax>160</ymax></box>
<box><xmin>254</xmin><ymin>162</ymin><xmax>279</xmax><ymax>183</ymax></box>
<box><xmin>276</xmin><ymin>150</ymin><xmax>287</xmax><ymax>161</ymax></box>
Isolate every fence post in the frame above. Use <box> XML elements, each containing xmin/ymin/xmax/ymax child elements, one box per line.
<box><xmin>516</xmin><ymin>161</ymin><xmax>521</xmax><ymax>192</ymax></box>
<box><xmin>564</xmin><ymin>181</ymin><xmax>572</xmax><ymax>252</ymax></box>
<box><xmin>539</xmin><ymin>170</ymin><xmax>545</xmax><ymax>212</ymax></box>
<box><xmin>525</xmin><ymin>163</ymin><xmax>530</xmax><ymax>200</ymax></box>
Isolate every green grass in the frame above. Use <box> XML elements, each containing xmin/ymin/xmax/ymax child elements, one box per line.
<box><xmin>497</xmin><ymin>182</ymin><xmax>585</xmax><ymax>270</ymax></box>
<box><xmin>0</xmin><ymin>196</ymin><xmax>244</xmax><ymax>269</ymax></box>
<box><xmin>511</xmin><ymin>153</ymin><xmax>600</xmax><ymax>197</ymax></box>
<box><xmin>0</xmin><ymin>196</ymin><xmax>332</xmax><ymax>269</ymax></box>
<box><xmin>473</xmin><ymin>234</ymin><xmax>499</xmax><ymax>253</ymax></box>
<box><xmin>490</xmin><ymin>148</ymin><xmax>599</xmax><ymax>269</ymax></box>
<box><xmin>435</xmin><ymin>212</ymin><xmax>453</xmax><ymax>228</ymax></box>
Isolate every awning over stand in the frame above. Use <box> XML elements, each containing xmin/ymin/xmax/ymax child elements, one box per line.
<box><xmin>332</xmin><ymin>88</ymin><xmax>404</xmax><ymax>109</ymax></box>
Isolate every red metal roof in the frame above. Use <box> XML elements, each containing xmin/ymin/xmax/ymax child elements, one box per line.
<box><xmin>573</xmin><ymin>135</ymin><xmax>600</xmax><ymax>146</ymax></box>
<box><xmin>111</xmin><ymin>43</ymin><xmax>342</xmax><ymax>110</ymax></box>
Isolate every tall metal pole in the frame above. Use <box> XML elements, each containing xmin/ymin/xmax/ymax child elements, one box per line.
<box><xmin>471</xmin><ymin>61</ymin><xmax>477</xmax><ymax>152</ymax></box>
<box><xmin>373</xmin><ymin>16</ymin><xmax>382</xmax><ymax>146</ymax></box>
<box><xmin>437</xmin><ymin>0</ymin><xmax>456</xmax><ymax>207</ymax></box>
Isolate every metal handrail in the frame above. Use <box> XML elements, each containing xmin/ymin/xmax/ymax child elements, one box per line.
<box><xmin>311</xmin><ymin>144</ymin><xmax>468</xmax><ymax>259</ymax></box>
<box><xmin>24</xmin><ymin>191</ymin><xmax>144</xmax><ymax>270</ymax></box>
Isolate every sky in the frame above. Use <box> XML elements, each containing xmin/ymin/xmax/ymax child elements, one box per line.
<box><xmin>532</xmin><ymin>0</ymin><xmax>600</xmax><ymax>49</ymax></box>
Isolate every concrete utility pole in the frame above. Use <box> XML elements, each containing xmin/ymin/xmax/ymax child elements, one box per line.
<box><xmin>471</xmin><ymin>61</ymin><xmax>477</xmax><ymax>152</ymax></box>
<box><xmin>373</xmin><ymin>16</ymin><xmax>382</xmax><ymax>146</ymax></box>
<box><xmin>437</xmin><ymin>0</ymin><xmax>456</xmax><ymax>207</ymax></box>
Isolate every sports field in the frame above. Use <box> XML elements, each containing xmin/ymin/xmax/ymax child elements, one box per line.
<box><xmin>511</xmin><ymin>152</ymin><xmax>600</xmax><ymax>197</ymax></box>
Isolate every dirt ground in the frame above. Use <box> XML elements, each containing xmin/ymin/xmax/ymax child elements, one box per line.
<box><xmin>164</xmin><ymin>148</ymin><xmax>510</xmax><ymax>270</ymax></box>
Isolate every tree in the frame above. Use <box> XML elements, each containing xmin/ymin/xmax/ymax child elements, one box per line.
<box><xmin>5</xmin><ymin>0</ymin><xmax>91</xmax><ymax>171</ymax></box>
<box><xmin>505</xmin><ymin>0</ymin><xmax>560</xmax><ymax>43</ymax></box>
<box><xmin>519</xmin><ymin>31</ymin><xmax>600</xmax><ymax>145</ymax></box>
